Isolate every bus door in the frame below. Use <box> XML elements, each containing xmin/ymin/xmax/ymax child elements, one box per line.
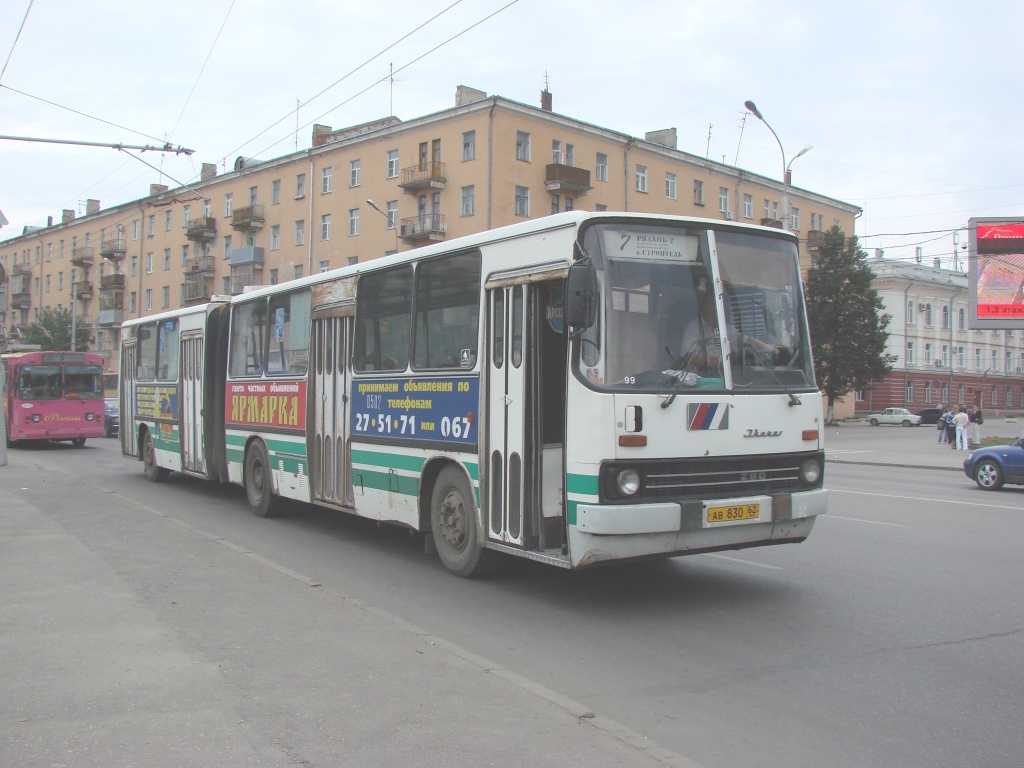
<box><xmin>309</xmin><ymin>312</ymin><xmax>352</xmax><ymax>507</ymax></box>
<box><xmin>179</xmin><ymin>331</ymin><xmax>205</xmax><ymax>475</ymax></box>
<box><xmin>120</xmin><ymin>340</ymin><xmax>138</xmax><ymax>457</ymax></box>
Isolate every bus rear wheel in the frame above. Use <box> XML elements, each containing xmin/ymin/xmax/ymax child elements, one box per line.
<box><xmin>244</xmin><ymin>440</ymin><xmax>284</xmax><ymax>518</ymax></box>
<box><xmin>430</xmin><ymin>466</ymin><xmax>494</xmax><ymax>578</ymax></box>
<box><xmin>71</xmin><ymin>438</ymin><xmax>86</xmax><ymax>448</ymax></box>
<box><xmin>142</xmin><ymin>430</ymin><xmax>169</xmax><ymax>482</ymax></box>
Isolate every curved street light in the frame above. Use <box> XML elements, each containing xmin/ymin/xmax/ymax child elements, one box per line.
<box><xmin>366</xmin><ymin>199</ymin><xmax>399</xmax><ymax>253</ymax></box>
<box><xmin>744</xmin><ymin>100</ymin><xmax>811</xmax><ymax>230</ymax></box>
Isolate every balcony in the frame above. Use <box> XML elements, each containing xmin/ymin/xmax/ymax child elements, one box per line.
<box><xmin>399</xmin><ymin>214</ymin><xmax>447</xmax><ymax>243</ymax></box>
<box><xmin>98</xmin><ymin>309</ymin><xmax>124</xmax><ymax>326</ymax></box>
<box><xmin>101</xmin><ymin>273</ymin><xmax>126</xmax><ymax>290</ymax></box>
<box><xmin>229</xmin><ymin>246</ymin><xmax>264</xmax><ymax>265</ymax></box>
<box><xmin>806</xmin><ymin>229</ymin><xmax>826</xmax><ymax>253</ymax></box>
<box><xmin>99</xmin><ymin>239</ymin><xmax>127</xmax><ymax>260</ymax></box>
<box><xmin>183</xmin><ymin>272</ymin><xmax>215</xmax><ymax>303</ymax></box>
<box><xmin>71</xmin><ymin>246</ymin><xmax>94</xmax><ymax>267</ymax></box>
<box><xmin>187</xmin><ymin>255</ymin><xmax>216</xmax><ymax>273</ymax></box>
<box><xmin>231</xmin><ymin>205</ymin><xmax>265</xmax><ymax>230</ymax></box>
<box><xmin>12</xmin><ymin>262</ymin><xmax>31</xmax><ymax>276</ymax></box>
<box><xmin>544</xmin><ymin>164</ymin><xmax>592</xmax><ymax>195</ymax></box>
<box><xmin>186</xmin><ymin>216</ymin><xmax>217</xmax><ymax>241</ymax></box>
<box><xmin>399</xmin><ymin>162</ymin><xmax>446</xmax><ymax>193</ymax></box>
<box><xmin>74</xmin><ymin>280</ymin><xmax>94</xmax><ymax>299</ymax></box>
<box><xmin>11</xmin><ymin>290</ymin><xmax>31</xmax><ymax>309</ymax></box>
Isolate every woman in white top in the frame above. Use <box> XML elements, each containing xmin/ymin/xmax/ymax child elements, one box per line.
<box><xmin>953</xmin><ymin>405</ymin><xmax>971</xmax><ymax>451</ymax></box>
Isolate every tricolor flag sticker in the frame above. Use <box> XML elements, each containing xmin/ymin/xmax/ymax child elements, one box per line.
<box><xmin>687</xmin><ymin>403</ymin><xmax>729</xmax><ymax>430</ymax></box>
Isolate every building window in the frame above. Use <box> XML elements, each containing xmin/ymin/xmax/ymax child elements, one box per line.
<box><xmin>635</xmin><ymin>165</ymin><xmax>648</xmax><ymax>193</ymax></box>
<box><xmin>958</xmin><ymin>346</ymin><xmax>965</xmax><ymax>368</ymax></box>
<box><xmin>147</xmin><ymin>215</ymin><xmax>155</xmax><ymax>237</ymax></box>
<box><xmin>976</xmin><ymin>348</ymin><xmax>982</xmax><ymax>370</ymax></box>
<box><xmin>321</xmin><ymin>214</ymin><xmax>331</xmax><ymax>241</ymax></box>
<box><xmin>924</xmin><ymin>304</ymin><xmax>933</xmax><ymax>326</ymax></box>
<box><xmin>132</xmin><ymin>220</ymin><xmax>140</xmax><ymax>240</ymax></box>
<box><xmin>514</xmin><ymin>186</ymin><xmax>530</xmax><ymax>217</ymax></box>
<box><xmin>461</xmin><ymin>186</ymin><xmax>475</xmax><ymax>217</ymax></box>
<box><xmin>941</xmin><ymin>344</ymin><xmax>949</xmax><ymax>367</ymax></box>
<box><xmin>719</xmin><ymin>187</ymin><xmax>730</xmax><ymax>215</ymax></box>
<box><xmin>694</xmin><ymin>180</ymin><xmax>705</xmax><ymax>206</ymax></box>
<box><xmin>271</xmin><ymin>180</ymin><xmax>281</xmax><ymax>205</ymax></box>
<box><xmin>182</xmin><ymin>245</ymin><xmax>190</xmax><ymax>268</ymax></box>
<box><xmin>551</xmin><ymin>194</ymin><xmax>560</xmax><ymax>214</ymax></box>
<box><xmin>146</xmin><ymin>252</ymin><xmax>154</xmax><ymax>274</ymax></box>
<box><xmin>145</xmin><ymin>288</ymin><xmax>153</xmax><ymax>311</ymax></box>
<box><xmin>319</xmin><ymin>260</ymin><xmax>330</xmax><ymax>274</ymax></box>
<box><xmin>270</xmin><ymin>225</ymin><xmax>280</xmax><ymax>251</ymax></box>
<box><xmin>565</xmin><ymin>144</ymin><xmax>575</xmax><ymax>166</ymax></box>
<box><xmin>665</xmin><ymin>172</ymin><xmax>677</xmax><ymax>200</ymax></box>
<box><xmin>906</xmin><ymin>341</ymin><xmax>914</xmax><ymax>365</ymax></box>
<box><xmin>462</xmin><ymin>131</ymin><xmax>475</xmax><ymax>161</ymax></box>
<box><xmin>321</xmin><ymin>167</ymin><xmax>332</xmax><ymax>194</ymax></box>
<box><xmin>385</xmin><ymin>200</ymin><xmax>397</xmax><ymax>229</ymax></box>
<box><xmin>743</xmin><ymin>194</ymin><xmax>753</xmax><ymax>219</ymax></box>
<box><xmin>295</xmin><ymin>173</ymin><xmax>306</xmax><ymax>198</ymax></box>
<box><xmin>925</xmin><ymin>343</ymin><xmax>932</xmax><ymax>365</ymax></box>
<box><xmin>349</xmin><ymin>159</ymin><xmax>361</xmax><ymax>187</ymax></box>
<box><xmin>223</xmin><ymin>235</ymin><xmax>232</xmax><ymax>258</ymax></box>
<box><xmin>386</xmin><ymin>149</ymin><xmax>399</xmax><ymax>178</ymax></box>
<box><xmin>349</xmin><ymin>208</ymin><xmax>359</xmax><ymax>236</ymax></box>
<box><xmin>294</xmin><ymin>265</ymin><xmax>304</xmax><ymax>280</ymax></box>
<box><xmin>941</xmin><ymin>305</ymin><xmax>950</xmax><ymax>329</ymax></box>
<box><xmin>224</xmin><ymin>193</ymin><xmax>233</xmax><ymax>217</ymax></box>
<box><xmin>295</xmin><ymin>220</ymin><xmax>305</xmax><ymax>246</ymax></box>
<box><xmin>165</xmin><ymin>210</ymin><xmax>172</xmax><ymax>231</ymax></box>
<box><xmin>790</xmin><ymin>207</ymin><xmax>800</xmax><ymax>230</ymax></box>
<box><xmin>269</xmin><ymin>268</ymin><xmax>278</xmax><ymax>286</ymax></box>
<box><xmin>906</xmin><ymin>381</ymin><xmax>914</xmax><ymax>402</ymax></box>
<box><xmin>162</xmin><ymin>286</ymin><xmax>170</xmax><ymax>309</ymax></box>
<box><xmin>516</xmin><ymin>131</ymin><xmax>531</xmax><ymax>162</ymax></box>
<box><xmin>596</xmin><ymin>153</ymin><xmax>608</xmax><ymax>182</ymax></box>
<box><xmin>163</xmin><ymin>248</ymin><xmax>171</xmax><ymax>270</ymax></box>
<box><xmin>907</xmin><ymin>301</ymin><xmax>916</xmax><ymax>325</ymax></box>
<box><xmin>248</xmin><ymin>186</ymin><xmax>258</xmax><ymax>206</ymax></box>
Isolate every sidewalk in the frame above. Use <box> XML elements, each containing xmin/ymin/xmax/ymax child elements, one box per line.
<box><xmin>825</xmin><ymin>418</ymin><xmax>1022</xmax><ymax>472</ymax></box>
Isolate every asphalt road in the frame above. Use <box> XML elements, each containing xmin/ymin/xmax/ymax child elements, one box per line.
<box><xmin>3</xmin><ymin>435</ymin><xmax>1022</xmax><ymax>767</ymax></box>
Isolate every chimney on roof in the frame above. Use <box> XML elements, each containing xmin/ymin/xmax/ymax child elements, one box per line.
<box><xmin>85</xmin><ymin>199</ymin><xmax>100</xmax><ymax>215</ymax></box>
<box><xmin>456</xmin><ymin>85</ymin><xmax>487</xmax><ymax>106</ymax></box>
<box><xmin>62</xmin><ymin>209</ymin><xmax>75</xmax><ymax>224</ymax></box>
<box><xmin>150</xmin><ymin>184</ymin><xmax>169</xmax><ymax>196</ymax></box>
<box><xmin>201</xmin><ymin>163</ymin><xmax>218</xmax><ymax>181</ymax></box>
<box><xmin>541</xmin><ymin>88</ymin><xmax>553</xmax><ymax>112</ymax></box>
<box><xmin>645</xmin><ymin>128</ymin><xmax>677</xmax><ymax>149</ymax></box>
<box><xmin>312</xmin><ymin>124</ymin><xmax>332</xmax><ymax>147</ymax></box>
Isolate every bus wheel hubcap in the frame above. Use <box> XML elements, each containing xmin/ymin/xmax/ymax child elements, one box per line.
<box><xmin>439</xmin><ymin>493</ymin><xmax>467</xmax><ymax>550</ymax></box>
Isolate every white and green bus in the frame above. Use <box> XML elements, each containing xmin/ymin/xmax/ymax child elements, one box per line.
<box><xmin>120</xmin><ymin>211</ymin><xmax>827</xmax><ymax>576</ymax></box>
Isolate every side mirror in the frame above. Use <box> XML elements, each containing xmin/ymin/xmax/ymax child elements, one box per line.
<box><xmin>565</xmin><ymin>260</ymin><xmax>598</xmax><ymax>331</ymax></box>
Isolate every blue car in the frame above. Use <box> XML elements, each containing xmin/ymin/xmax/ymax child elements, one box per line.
<box><xmin>963</xmin><ymin>433</ymin><xmax>1024</xmax><ymax>490</ymax></box>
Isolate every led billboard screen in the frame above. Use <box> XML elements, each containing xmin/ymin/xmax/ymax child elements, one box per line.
<box><xmin>969</xmin><ymin>217</ymin><xmax>1024</xmax><ymax>329</ymax></box>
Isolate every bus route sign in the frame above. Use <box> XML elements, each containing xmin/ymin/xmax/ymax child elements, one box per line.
<box><xmin>351</xmin><ymin>376</ymin><xmax>478</xmax><ymax>446</ymax></box>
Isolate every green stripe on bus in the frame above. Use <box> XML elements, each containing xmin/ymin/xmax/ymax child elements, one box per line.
<box><xmin>351</xmin><ymin>449</ymin><xmax>426</xmax><ymax>473</ymax></box>
<box><xmin>352</xmin><ymin>467</ymin><xmax>420</xmax><ymax>497</ymax></box>
<box><xmin>566</xmin><ymin>473</ymin><xmax>599</xmax><ymax>496</ymax></box>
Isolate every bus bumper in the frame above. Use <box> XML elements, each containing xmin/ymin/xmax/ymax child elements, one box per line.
<box><xmin>570</xmin><ymin>489</ymin><xmax>827</xmax><ymax>567</ymax></box>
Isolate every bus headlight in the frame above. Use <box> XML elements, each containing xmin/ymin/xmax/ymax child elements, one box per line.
<box><xmin>86</xmin><ymin>413</ymin><xmax>95</xmax><ymax>421</ymax></box>
<box><xmin>31</xmin><ymin>414</ymin><xmax>41</xmax><ymax>423</ymax></box>
<box><xmin>800</xmin><ymin>458</ymin><xmax>822</xmax><ymax>485</ymax></box>
<box><xmin>616</xmin><ymin>468</ymin><xmax>641</xmax><ymax>497</ymax></box>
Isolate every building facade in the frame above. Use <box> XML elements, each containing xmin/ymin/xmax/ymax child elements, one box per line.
<box><xmin>0</xmin><ymin>86</ymin><xmax>861</xmax><ymax>380</ymax></box>
<box><xmin>859</xmin><ymin>258</ymin><xmax>1024</xmax><ymax>416</ymax></box>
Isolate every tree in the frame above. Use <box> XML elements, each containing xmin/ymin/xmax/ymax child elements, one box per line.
<box><xmin>19</xmin><ymin>307</ymin><xmax>93</xmax><ymax>351</ymax></box>
<box><xmin>805</xmin><ymin>226</ymin><xmax>897</xmax><ymax>423</ymax></box>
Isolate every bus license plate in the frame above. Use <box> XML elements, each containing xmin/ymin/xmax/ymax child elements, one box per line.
<box><xmin>706</xmin><ymin>503</ymin><xmax>760</xmax><ymax>524</ymax></box>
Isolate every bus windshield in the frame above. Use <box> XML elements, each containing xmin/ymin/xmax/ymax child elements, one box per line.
<box><xmin>576</xmin><ymin>222</ymin><xmax>816</xmax><ymax>394</ymax></box>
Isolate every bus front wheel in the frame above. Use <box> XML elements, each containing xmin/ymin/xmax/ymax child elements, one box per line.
<box><xmin>142</xmin><ymin>430</ymin><xmax>169</xmax><ymax>482</ymax></box>
<box><xmin>71</xmin><ymin>438</ymin><xmax>86</xmax><ymax>448</ymax></box>
<box><xmin>244</xmin><ymin>441</ymin><xmax>284</xmax><ymax>518</ymax></box>
<box><xmin>430</xmin><ymin>466</ymin><xmax>494</xmax><ymax>578</ymax></box>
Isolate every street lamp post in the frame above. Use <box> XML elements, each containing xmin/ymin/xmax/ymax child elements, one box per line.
<box><xmin>366</xmin><ymin>199</ymin><xmax>399</xmax><ymax>253</ymax></box>
<box><xmin>744</xmin><ymin>100</ymin><xmax>811</xmax><ymax>230</ymax></box>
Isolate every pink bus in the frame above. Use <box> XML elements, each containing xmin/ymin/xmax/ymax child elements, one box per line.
<box><xmin>2</xmin><ymin>351</ymin><xmax>105</xmax><ymax>447</ymax></box>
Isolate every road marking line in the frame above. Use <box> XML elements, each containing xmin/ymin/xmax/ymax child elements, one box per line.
<box><xmin>831</xmin><ymin>488</ymin><xmax>1023</xmax><ymax>511</ymax></box>
<box><xmin>823</xmin><ymin>514</ymin><xmax>906</xmax><ymax>528</ymax></box>
<box><xmin>704</xmin><ymin>553</ymin><xmax>782</xmax><ymax>569</ymax></box>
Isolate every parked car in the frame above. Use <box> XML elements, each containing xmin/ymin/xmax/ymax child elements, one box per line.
<box><xmin>915</xmin><ymin>407</ymin><xmax>944</xmax><ymax>425</ymax></box>
<box><xmin>964</xmin><ymin>434</ymin><xmax>1024</xmax><ymax>490</ymax></box>
<box><xmin>104</xmin><ymin>397</ymin><xmax>119</xmax><ymax>438</ymax></box>
<box><xmin>866</xmin><ymin>407</ymin><xmax>921</xmax><ymax>427</ymax></box>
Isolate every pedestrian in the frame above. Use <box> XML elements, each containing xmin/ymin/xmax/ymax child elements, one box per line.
<box><xmin>944</xmin><ymin>406</ymin><xmax>957</xmax><ymax>448</ymax></box>
<box><xmin>969</xmin><ymin>405</ymin><xmax>984</xmax><ymax>446</ymax></box>
<box><xmin>954</xmin><ymin>404</ymin><xmax>970</xmax><ymax>451</ymax></box>
<box><xmin>936</xmin><ymin>405</ymin><xmax>948</xmax><ymax>443</ymax></box>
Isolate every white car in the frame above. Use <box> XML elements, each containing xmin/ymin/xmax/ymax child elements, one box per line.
<box><xmin>866</xmin><ymin>407</ymin><xmax>921</xmax><ymax>427</ymax></box>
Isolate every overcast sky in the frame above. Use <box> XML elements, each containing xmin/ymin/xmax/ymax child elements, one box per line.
<box><xmin>2</xmin><ymin>0</ymin><xmax>1022</xmax><ymax>267</ymax></box>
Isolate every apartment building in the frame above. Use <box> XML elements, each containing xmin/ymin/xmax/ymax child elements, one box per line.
<box><xmin>857</xmin><ymin>257</ymin><xmax>1024</xmax><ymax>416</ymax></box>
<box><xmin>0</xmin><ymin>85</ymin><xmax>861</xmax><ymax>378</ymax></box>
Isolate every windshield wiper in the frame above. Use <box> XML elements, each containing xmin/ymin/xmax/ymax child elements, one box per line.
<box><xmin>660</xmin><ymin>347</ymin><xmax>701</xmax><ymax>408</ymax></box>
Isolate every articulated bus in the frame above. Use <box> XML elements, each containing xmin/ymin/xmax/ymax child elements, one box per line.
<box><xmin>3</xmin><ymin>350</ymin><xmax>106</xmax><ymax>446</ymax></box>
<box><xmin>120</xmin><ymin>212</ymin><xmax>827</xmax><ymax>576</ymax></box>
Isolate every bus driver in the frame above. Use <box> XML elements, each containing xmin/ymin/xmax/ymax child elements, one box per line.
<box><xmin>680</xmin><ymin>276</ymin><xmax>779</xmax><ymax>373</ymax></box>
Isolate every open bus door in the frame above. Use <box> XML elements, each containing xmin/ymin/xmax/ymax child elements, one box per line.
<box><xmin>120</xmin><ymin>340</ymin><xmax>138</xmax><ymax>458</ymax></box>
<box><xmin>485</xmin><ymin>280</ymin><xmax>567</xmax><ymax>554</ymax></box>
